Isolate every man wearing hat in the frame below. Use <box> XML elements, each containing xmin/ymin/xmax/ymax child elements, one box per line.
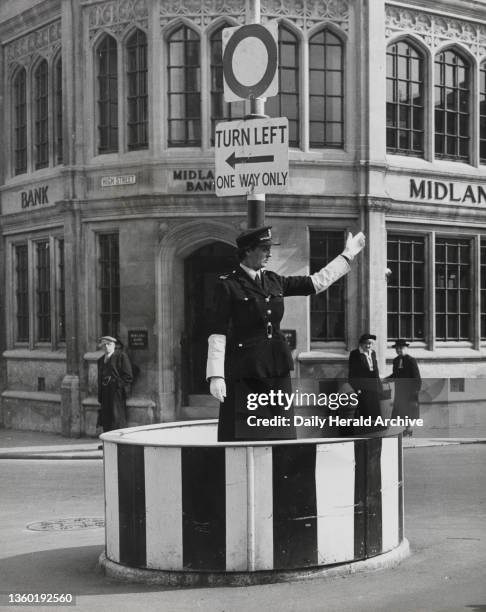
<box><xmin>348</xmin><ymin>333</ymin><xmax>383</xmax><ymax>428</ymax></box>
<box><xmin>386</xmin><ymin>339</ymin><xmax>422</xmax><ymax>436</ymax></box>
<box><xmin>97</xmin><ymin>336</ymin><xmax>133</xmax><ymax>432</ymax></box>
<box><xmin>206</xmin><ymin>226</ymin><xmax>366</xmax><ymax>441</ymax></box>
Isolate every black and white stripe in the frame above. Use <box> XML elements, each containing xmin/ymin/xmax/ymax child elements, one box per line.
<box><xmin>103</xmin><ymin>435</ymin><xmax>403</xmax><ymax>572</ymax></box>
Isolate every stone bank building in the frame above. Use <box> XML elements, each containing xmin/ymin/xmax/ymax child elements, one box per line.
<box><xmin>0</xmin><ymin>0</ymin><xmax>485</xmax><ymax>436</ymax></box>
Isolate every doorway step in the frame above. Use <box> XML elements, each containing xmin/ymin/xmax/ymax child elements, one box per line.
<box><xmin>179</xmin><ymin>394</ymin><xmax>219</xmax><ymax>420</ymax></box>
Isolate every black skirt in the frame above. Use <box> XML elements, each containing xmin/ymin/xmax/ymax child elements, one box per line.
<box><xmin>218</xmin><ymin>376</ymin><xmax>296</xmax><ymax>442</ymax></box>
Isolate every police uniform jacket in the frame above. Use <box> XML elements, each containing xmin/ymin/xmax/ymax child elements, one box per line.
<box><xmin>209</xmin><ymin>267</ymin><xmax>314</xmax><ymax>380</ymax></box>
<box><xmin>208</xmin><ymin>256</ymin><xmax>351</xmax><ymax>441</ymax></box>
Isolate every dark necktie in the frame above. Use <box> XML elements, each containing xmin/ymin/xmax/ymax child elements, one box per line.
<box><xmin>255</xmin><ymin>273</ymin><xmax>262</xmax><ymax>288</ymax></box>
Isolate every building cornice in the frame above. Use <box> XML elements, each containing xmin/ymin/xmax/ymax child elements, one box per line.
<box><xmin>0</xmin><ymin>0</ymin><xmax>60</xmax><ymax>42</ymax></box>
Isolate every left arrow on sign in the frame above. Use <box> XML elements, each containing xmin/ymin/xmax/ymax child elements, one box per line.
<box><xmin>226</xmin><ymin>152</ymin><xmax>275</xmax><ymax>169</ymax></box>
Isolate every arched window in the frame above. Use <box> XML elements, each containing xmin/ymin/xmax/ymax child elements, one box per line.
<box><xmin>308</xmin><ymin>29</ymin><xmax>344</xmax><ymax>148</ymax></box>
<box><xmin>127</xmin><ymin>29</ymin><xmax>148</xmax><ymax>150</ymax></box>
<box><xmin>13</xmin><ymin>67</ymin><xmax>27</xmax><ymax>175</ymax></box>
<box><xmin>167</xmin><ymin>25</ymin><xmax>201</xmax><ymax>146</ymax></box>
<box><xmin>209</xmin><ymin>26</ymin><xmax>244</xmax><ymax>146</ymax></box>
<box><xmin>34</xmin><ymin>60</ymin><xmax>49</xmax><ymax>169</ymax></box>
<box><xmin>434</xmin><ymin>49</ymin><xmax>470</xmax><ymax>161</ymax></box>
<box><xmin>386</xmin><ymin>41</ymin><xmax>424</xmax><ymax>156</ymax></box>
<box><xmin>97</xmin><ymin>35</ymin><xmax>118</xmax><ymax>153</ymax></box>
<box><xmin>266</xmin><ymin>25</ymin><xmax>300</xmax><ymax>147</ymax></box>
<box><xmin>480</xmin><ymin>61</ymin><xmax>486</xmax><ymax>165</ymax></box>
<box><xmin>54</xmin><ymin>55</ymin><xmax>63</xmax><ymax>165</ymax></box>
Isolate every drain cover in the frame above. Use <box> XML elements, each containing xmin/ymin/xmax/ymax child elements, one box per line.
<box><xmin>27</xmin><ymin>517</ymin><xmax>105</xmax><ymax>531</ymax></box>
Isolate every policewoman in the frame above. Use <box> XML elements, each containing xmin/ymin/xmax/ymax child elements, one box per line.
<box><xmin>206</xmin><ymin>226</ymin><xmax>366</xmax><ymax>442</ymax></box>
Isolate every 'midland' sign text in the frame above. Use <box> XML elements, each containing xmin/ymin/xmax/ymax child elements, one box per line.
<box><xmin>410</xmin><ymin>178</ymin><xmax>486</xmax><ymax>204</ymax></box>
<box><xmin>173</xmin><ymin>169</ymin><xmax>214</xmax><ymax>192</ymax></box>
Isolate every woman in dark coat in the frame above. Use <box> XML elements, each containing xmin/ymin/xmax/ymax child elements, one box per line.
<box><xmin>386</xmin><ymin>339</ymin><xmax>421</xmax><ymax>436</ymax></box>
<box><xmin>348</xmin><ymin>333</ymin><xmax>383</xmax><ymax>423</ymax></box>
<box><xmin>97</xmin><ymin>336</ymin><xmax>133</xmax><ymax>432</ymax></box>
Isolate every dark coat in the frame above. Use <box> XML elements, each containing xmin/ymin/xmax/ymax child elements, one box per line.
<box><xmin>209</xmin><ymin>266</ymin><xmax>315</xmax><ymax>441</ymax></box>
<box><xmin>387</xmin><ymin>354</ymin><xmax>421</xmax><ymax>418</ymax></box>
<box><xmin>97</xmin><ymin>350</ymin><xmax>133</xmax><ymax>432</ymax></box>
<box><xmin>348</xmin><ymin>348</ymin><xmax>383</xmax><ymax>419</ymax></box>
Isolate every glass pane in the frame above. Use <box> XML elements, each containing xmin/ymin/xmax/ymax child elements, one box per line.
<box><xmin>327</xmin><ymin>123</ymin><xmax>342</xmax><ymax>144</ymax></box>
<box><xmin>400</xmin><ymin>262</ymin><xmax>412</xmax><ymax>286</ymax></box>
<box><xmin>436</xmin><ymin>315</ymin><xmax>445</xmax><ymax>339</ymax></box>
<box><xmin>325</xmin><ymin>45</ymin><xmax>341</xmax><ymax>70</ymax></box>
<box><xmin>436</xmin><ymin>289</ymin><xmax>445</xmax><ymax>310</ymax></box>
<box><xmin>447</xmin><ymin>315</ymin><xmax>458</xmax><ymax>338</ymax></box>
<box><xmin>447</xmin><ymin>292</ymin><xmax>458</xmax><ymax>312</ymax></box>
<box><xmin>281</xmin><ymin>68</ymin><xmax>297</xmax><ymax>92</ymax></box>
<box><xmin>388</xmin><ymin>314</ymin><xmax>399</xmax><ymax>338</ymax></box>
<box><xmin>414</xmin><ymin>315</ymin><xmax>424</xmax><ymax>338</ymax></box>
<box><xmin>326</xmin><ymin>71</ymin><xmax>342</xmax><ymax>94</ymax></box>
<box><xmin>310</xmin><ymin>70</ymin><xmax>325</xmax><ymax>94</ymax></box>
<box><xmin>400</xmin><ymin>291</ymin><xmax>412</xmax><ymax>311</ymax></box>
<box><xmin>414</xmin><ymin>289</ymin><xmax>424</xmax><ymax>311</ymax></box>
<box><xmin>414</xmin><ymin>263</ymin><xmax>424</xmax><ymax>287</ymax></box>
<box><xmin>388</xmin><ymin>242</ymin><xmax>398</xmax><ymax>261</ymax></box>
<box><xmin>326</xmin><ymin>97</ymin><xmax>342</xmax><ymax>121</ymax></box>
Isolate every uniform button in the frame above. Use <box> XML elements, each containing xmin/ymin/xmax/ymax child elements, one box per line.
<box><xmin>267</xmin><ymin>310</ymin><xmax>272</xmax><ymax>314</ymax></box>
<box><xmin>244</xmin><ymin>297</ymin><xmax>248</xmax><ymax>301</ymax></box>
<box><xmin>238</xmin><ymin>343</ymin><xmax>243</xmax><ymax>347</ymax></box>
<box><xmin>265</xmin><ymin>297</ymin><xmax>270</xmax><ymax>302</ymax></box>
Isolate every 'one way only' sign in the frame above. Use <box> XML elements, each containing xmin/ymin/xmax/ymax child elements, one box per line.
<box><xmin>214</xmin><ymin>117</ymin><xmax>289</xmax><ymax>197</ymax></box>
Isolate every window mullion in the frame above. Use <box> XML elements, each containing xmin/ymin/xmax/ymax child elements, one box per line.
<box><xmin>472</xmin><ymin>235</ymin><xmax>481</xmax><ymax>349</ymax></box>
<box><xmin>428</xmin><ymin>232</ymin><xmax>435</xmax><ymax>351</ymax></box>
<box><xmin>28</xmin><ymin>241</ymin><xmax>35</xmax><ymax>349</ymax></box>
<box><xmin>49</xmin><ymin>236</ymin><xmax>57</xmax><ymax>347</ymax></box>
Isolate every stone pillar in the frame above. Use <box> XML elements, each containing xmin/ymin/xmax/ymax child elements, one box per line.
<box><xmin>365</xmin><ymin>199</ymin><xmax>389</xmax><ymax>372</ymax></box>
<box><xmin>0</xmin><ymin>42</ymin><xmax>6</xmax><ymax>425</ymax></box>
<box><xmin>60</xmin><ymin>200</ymin><xmax>82</xmax><ymax>437</ymax></box>
<box><xmin>59</xmin><ymin>0</ymin><xmax>84</xmax><ymax>436</ymax></box>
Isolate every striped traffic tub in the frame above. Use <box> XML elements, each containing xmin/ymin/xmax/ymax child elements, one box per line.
<box><xmin>100</xmin><ymin>421</ymin><xmax>406</xmax><ymax>584</ymax></box>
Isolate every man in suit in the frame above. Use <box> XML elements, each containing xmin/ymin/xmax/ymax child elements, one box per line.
<box><xmin>97</xmin><ymin>336</ymin><xmax>133</xmax><ymax>432</ymax></box>
<box><xmin>348</xmin><ymin>333</ymin><xmax>383</xmax><ymax>424</ymax></box>
<box><xmin>206</xmin><ymin>226</ymin><xmax>366</xmax><ymax>442</ymax></box>
<box><xmin>386</xmin><ymin>339</ymin><xmax>422</xmax><ymax>436</ymax></box>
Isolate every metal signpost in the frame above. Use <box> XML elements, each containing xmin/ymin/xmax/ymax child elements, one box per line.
<box><xmin>217</xmin><ymin>2</ymin><xmax>287</xmax><ymax>227</ymax></box>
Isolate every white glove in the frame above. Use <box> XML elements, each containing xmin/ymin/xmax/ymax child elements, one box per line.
<box><xmin>209</xmin><ymin>377</ymin><xmax>226</xmax><ymax>403</ymax></box>
<box><xmin>342</xmin><ymin>231</ymin><xmax>366</xmax><ymax>261</ymax></box>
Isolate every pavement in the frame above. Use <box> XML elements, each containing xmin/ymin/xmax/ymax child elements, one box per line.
<box><xmin>0</xmin><ymin>424</ymin><xmax>485</xmax><ymax>459</ymax></box>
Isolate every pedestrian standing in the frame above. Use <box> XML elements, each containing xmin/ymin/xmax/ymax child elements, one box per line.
<box><xmin>348</xmin><ymin>333</ymin><xmax>383</xmax><ymax>423</ymax></box>
<box><xmin>206</xmin><ymin>226</ymin><xmax>366</xmax><ymax>442</ymax></box>
<box><xmin>386</xmin><ymin>339</ymin><xmax>422</xmax><ymax>436</ymax></box>
<box><xmin>97</xmin><ymin>336</ymin><xmax>133</xmax><ymax>433</ymax></box>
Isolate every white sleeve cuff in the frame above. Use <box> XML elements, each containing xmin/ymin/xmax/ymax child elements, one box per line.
<box><xmin>206</xmin><ymin>334</ymin><xmax>226</xmax><ymax>379</ymax></box>
<box><xmin>310</xmin><ymin>255</ymin><xmax>351</xmax><ymax>294</ymax></box>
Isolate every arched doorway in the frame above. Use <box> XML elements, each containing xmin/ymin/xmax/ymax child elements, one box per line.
<box><xmin>182</xmin><ymin>241</ymin><xmax>235</xmax><ymax>404</ymax></box>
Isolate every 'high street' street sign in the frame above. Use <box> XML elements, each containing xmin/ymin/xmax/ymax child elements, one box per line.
<box><xmin>214</xmin><ymin>117</ymin><xmax>289</xmax><ymax>197</ymax></box>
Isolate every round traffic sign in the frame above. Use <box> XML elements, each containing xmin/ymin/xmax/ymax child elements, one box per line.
<box><xmin>223</xmin><ymin>24</ymin><xmax>278</xmax><ymax>99</ymax></box>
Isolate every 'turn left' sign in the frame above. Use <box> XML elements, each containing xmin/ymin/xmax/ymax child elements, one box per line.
<box><xmin>214</xmin><ymin>117</ymin><xmax>289</xmax><ymax>197</ymax></box>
